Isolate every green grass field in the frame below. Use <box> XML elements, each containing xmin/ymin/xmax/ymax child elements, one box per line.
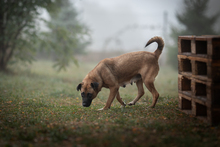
<box><xmin>0</xmin><ymin>60</ymin><xmax>219</xmax><ymax>147</ymax></box>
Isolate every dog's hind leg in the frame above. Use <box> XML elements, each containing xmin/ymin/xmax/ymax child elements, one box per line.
<box><xmin>128</xmin><ymin>79</ymin><xmax>145</xmax><ymax>106</ymax></box>
<box><xmin>144</xmin><ymin>81</ymin><xmax>159</xmax><ymax>108</ymax></box>
<box><xmin>116</xmin><ymin>91</ymin><xmax>126</xmax><ymax>107</ymax></box>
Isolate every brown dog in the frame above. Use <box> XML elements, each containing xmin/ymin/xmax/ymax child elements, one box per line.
<box><xmin>77</xmin><ymin>36</ymin><xmax>164</xmax><ymax>110</ymax></box>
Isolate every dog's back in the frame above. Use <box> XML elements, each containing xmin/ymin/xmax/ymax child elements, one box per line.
<box><xmin>99</xmin><ymin>36</ymin><xmax>164</xmax><ymax>81</ymax></box>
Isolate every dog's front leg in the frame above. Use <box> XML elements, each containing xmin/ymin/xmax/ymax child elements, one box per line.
<box><xmin>116</xmin><ymin>91</ymin><xmax>126</xmax><ymax>107</ymax></box>
<box><xmin>98</xmin><ymin>87</ymin><xmax>119</xmax><ymax>110</ymax></box>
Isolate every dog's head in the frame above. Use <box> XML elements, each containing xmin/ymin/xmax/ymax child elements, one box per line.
<box><xmin>76</xmin><ymin>81</ymin><xmax>99</xmax><ymax>107</ymax></box>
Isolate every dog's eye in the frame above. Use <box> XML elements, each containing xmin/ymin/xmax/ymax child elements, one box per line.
<box><xmin>81</xmin><ymin>92</ymin><xmax>85</xmax><ymax>97</ymax></box>
<box><xmin>87</xmin><ymin>93</ymin><xmax>92</xmax><ymax>97</ymax></box>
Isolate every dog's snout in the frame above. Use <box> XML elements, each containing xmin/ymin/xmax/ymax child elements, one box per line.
<box><xmin>82</xmin><ymin>96</ymin><xmax>93</xmax><ymax>107</ymax></box>
<box><xmin>82</xmin><ymin>98</ymin><xmax>92</xmax><ymax>107</ymax></box>
<box><xmin>82</xmin><ymin>102</ymin><xmax>91</xmax><ymax>107</ymax></box>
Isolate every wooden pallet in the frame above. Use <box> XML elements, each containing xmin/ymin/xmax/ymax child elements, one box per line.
<box><xmin>178</xmin><ymin>74</ymin><xmax>220</xmax><ymax>105</ymax></box>
<box><xmin>178</xmin><ymin>35</ymin><xmax>220</xmax><ymax>125</ymax></box>
<box><xmin>178</xmin><ymin>35</ymin><xmax>220</xmax><ymax>59</ymax></box>
<box><xmin>179</xmin><ymin>94</ymin><xmax>220</xmax><ymax>125</ymax></box>
<box><xmin>178</xmin><ymin>54</ymin><xmax>220</xmax><ymax>82</ymax></box>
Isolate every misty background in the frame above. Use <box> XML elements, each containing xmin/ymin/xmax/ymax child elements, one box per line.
<box><xmin>0</xmin><ymin>0</ymin><xmax>220</xmax><ymax>72</ymax></box>
<box><xmin>40</xmin><ymin>0</ymin><xmax>220</xmax><ymax>64</ymax></box>
<box><xmin>61</xmin><ymin>0</ymin><xmax>220</xmax><ymax>51</ymax></box>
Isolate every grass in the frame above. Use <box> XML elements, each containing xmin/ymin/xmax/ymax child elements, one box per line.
<box><xmin>0</xmin><ymin>60</ymin><xmax>219</xmax><ymax>147</ymax></box>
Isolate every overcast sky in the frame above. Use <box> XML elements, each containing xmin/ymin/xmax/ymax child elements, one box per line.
<box><xmin>42</xmin><ymin>0</ymin><xmax>218</xmax><ymax>52</ymax></box>
<box><xmin>73</xmin><ymin>0</ymin><xmax>181</xmax><ymax>51</ymax></box>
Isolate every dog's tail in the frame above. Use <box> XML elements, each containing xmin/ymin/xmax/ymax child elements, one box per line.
<box><xmin>145</xmin><ymin>36</ymin><xmax>164</xmax><ymax>59</ymax></box>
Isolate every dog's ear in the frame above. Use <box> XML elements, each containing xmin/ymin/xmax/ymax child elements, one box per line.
<box><xmin>77</xmin><ymin>83</ymin><xmax>83</xmax><ymax>91</ymax></box>
<box><xmin>91</xmin><ymin>82</ymin><xmax>99</xmax><ymax>90</ymax></box>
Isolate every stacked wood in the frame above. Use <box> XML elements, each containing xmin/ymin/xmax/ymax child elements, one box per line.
<box><xmin>178</xmin><ymin>35</ymin><xmax>220</xmax><ymax>125</ymax></box>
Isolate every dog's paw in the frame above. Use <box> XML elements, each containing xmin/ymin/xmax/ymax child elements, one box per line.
<box><xmin>98</xmin><ymin>108</ymin><xmax>104</xmax><ymax>111</ymax></box>
<box><xmin>121</xmin><ymin>102</ymin><xmax>126</xmax><ymax>108</ymax></box>
<box><xmin>147</xmin><ymin>105</ymin><xmax>155</xmax><ymax>109</ymax></box>
<box><xmin>128</xmin><ymin>102</ymin><xmax>135</xmax><ymax>106</ymax></box>
<box><xmin>98</xmin><ymin>107</ymin><xmax>109</xmax><ymax>111</ymax></box>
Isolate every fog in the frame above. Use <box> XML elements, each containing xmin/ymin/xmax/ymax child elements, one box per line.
<box><xmin>71</xmin><ymin>0</ymin><xmax>219</xmax><ymax>52</ymax></box>
<box><xmin>73</xmin><ymin>0</ymin><xmax>180</xmax><ymax>52</ymax></box>
<box><xmin>40</xmin><ymin>0</ymin><xmax>219</xmax><ymax>53</ymax></box>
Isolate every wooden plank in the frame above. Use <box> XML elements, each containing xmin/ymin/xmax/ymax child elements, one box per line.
<box><xmin>180</xmin><ymin>110</ymin><xmax>192</xmax><ymax>115</ymax></box>
<box><xmin>179</xmin><ymin>92</ymin><xmax>208</xmax><ymax>106</ymax></box>
<box><xmin>191</xmin><ymin>38</ymin><xmax>196</xmax><ymax>54</ymax></box>
<box><xmin>178</xmin><ymin>93</ymin><xmax>192</xmax><ymax>101</ymax></box>
<box><xmin>178</xmin><ymin>54</ymin><xmax>210</xmax><ymax>62</ymax></box>
<box><xmin>178</xmin><ymin>74</ymin><xmax>214</xmax><ymax>85</ymax></box>
<box><xmin>179</xmin><ymin>35</ymin><xmax>196</xmax><ymax>39</ymax></box>
<box><xmin>179</xmin><ymin>72</ymin><xmax>192</xmax><ymax>77</ymax></box>
<box><xmin>212</xmin><ymin>38</ymin><xmax>220</xmax><ymax>59</ymax></box>
<box><xmin>195</xmin><ymin>35</ymin><xmax>220</xmax><ymax>40</ymax></box>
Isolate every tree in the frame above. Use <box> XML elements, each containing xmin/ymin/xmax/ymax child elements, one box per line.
<box><xmin>167</xmin><ymin>0</ymin><xmax>219</xmax><ymax>69</ymax></box>
<box><xmin>39</xmin><ymin>0</ymin><xmax>90</xmax><ymax>71</ymax></box>
<box><xmin>0</xmin><ymin>0</ymin><xmax>63</xmax><ymax>72</ymax></box>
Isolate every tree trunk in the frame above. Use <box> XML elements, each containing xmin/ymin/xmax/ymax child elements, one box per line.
<box><xmin>0</xmin><ymin>60</ymin><xmax>6</xmax><ymax>71</ymax></box>
<box><xmin>0</xmin><ymin>1</ymin><xmax>7</xmax><ymax>72</ymax></box>
<box><xmin>0</xmin><ymin>38</ymin><xmax>7</xmax><ymax>72</ymax></box>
